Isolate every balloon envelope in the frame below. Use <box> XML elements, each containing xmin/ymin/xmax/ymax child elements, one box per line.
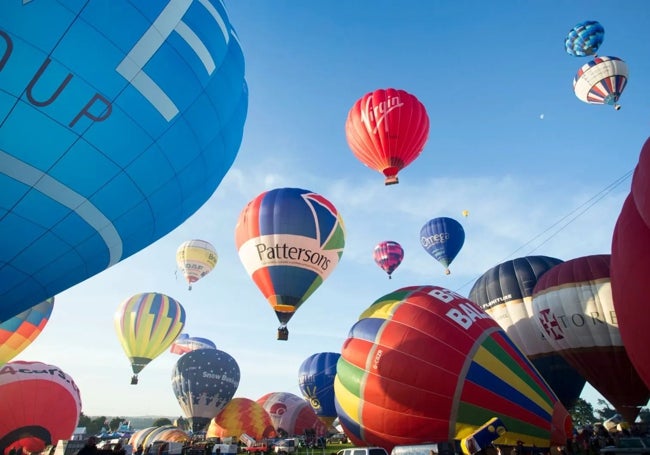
<box><xmin>419</xmin><ymin>217</ymin><xmax>465</xmax><ymax>274</ymax></box>
<box><xmin>114</xmin><ymin>292</ymin><xmax>186</xmax><ymax>379</ymax></box>
<box><xmin>0</xmin><ymin>297</ymin><xmax>54</xmax><ymax>366</ymax></box>
<box><xmin>532</xmin><ymin>254</ymin><xmax>649</xmax><ymax>424</ymax></box>
<box><xmin>630</xmin><ymin>137</ymin><xmax>650</xmax><ymax>228</ymax></box>
<box><xmin>468</xmin><ymin>256</ymin><xmax>586</xmax><ymax>409</ymax></box>
<box><xmin>206</xmin><ymin>397</ymin><xmax>276</xmax><ymax>441</ymax></box>
<box><xmin>171</xmin><ymin>348</ymin><xmax>240</xmax><ymax>433</ymax></box>
<box><xmin>235</xmin><ymin>188</ymin><xmax>346</xmax><ymax>336</ymax></box>
<box><xmin>169</xmin><ymin>333</ymin><xmax>216</xmax><ymax>355</ymax></box>
<box><xmin>298</xmin><ymin>352</ymin><xmax>341</xmax><ymax>427</ymax></box>
<box><xmin>345</xmin><ymin>88</ymin><xmax>429</xmax><ymax>185</ymax></box>
<box><xmin>373</xmin><ymin>241</ymin><xmax>404</xmax><ymax>279</ymax></box>
<box><xmin>257</xmin><ymin>392</ymin><xmax>327</xmax><ymax>437</ymax></box>
<box><xmin>573</xmin><ymin>56</ymin><xmax>628</xmax><ymax>109</ymax></box>
<box><xmin>334</xmin><ymin>286</ymin><xmax>570</xmax><ymax>451</ymax></box>
<box><xmin>565</xmin><ymin>20</ymin><xmax>605</xmax><ymax>57</ymax></box>
<box><xmin>0</xmin><ymin>361</ymin><xmax>82</xmax><ymax>454</ymax></box>
<box><xmin>176</xmin><ymin>240</ymin><xmax>218</xmax><ymax>290</ymax></box>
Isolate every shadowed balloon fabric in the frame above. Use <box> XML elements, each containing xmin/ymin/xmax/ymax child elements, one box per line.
<box><xmin>0</xmin><ymin>1</ymin><xmax>248</xmax><ymax>322</ymax></box>
<box><xmin>256</xmin><ymin>392</ymin><xmax>328</xmax><ymax>437</ymax></box>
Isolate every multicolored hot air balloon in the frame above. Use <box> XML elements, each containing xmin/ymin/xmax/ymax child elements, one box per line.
<box><xmin>334</xmin><ymin>286</ymin><xmax>571</xmax><ymax>451</ymax></box>
<box><xmin>573</xmin><ymin>56</ymin><xmax>628</xmax><ymax>110</ymax></box>
<box><xmin>0</xmin><ymin>297</ymin><xmax>54</xmax><ymax>366</ymax></box>
<box><xmin>0</xmin><ymin>361</ymin><xmax>82</xmax><ymax>455</ymax></box>
<box><xmin>611</xmin><ymin>194</ymin><xmax>650</xmax><ymax>392</ymax></box>
<box><xmin>235</xmin><ymin>187</ymin><xmax>346</xmax><ymax>340</ymax></box>
<box><xmin>172</xmin><ymin>348</ymin><xmax>240</xmax><ymax>433</ymax></box>
<box><xmin>420</xmin><ymin>217</ymin><xmax>465</xmax><ymax>275</ymax></box>
<box><xmin>176</xmin><ymin>240</ymin><xmax>218</xmax><ymax>290</ymax></box>
<box><xmin>298</xmin><ymin>352</ymin><xmax>341</xmax><ymax>427</ymax></box>
<box><xmin>114</xmin><ymin>292</ymin><xmax>186</xmax><ymax>385</ymax></box>
<box><xmin>565</xmin><ymin>20</ymin><xmax>605</xmax><ymax>57</ymax></box>
<box><xmin>0</xmin><ymin>1</ymin><xmax>248</xmax><ymax>323</ymax></box>
<box><xmin>468</xmin><ymin>256</ymin><xmax>586</xmax><ymax>409</ymax></box>
<box><xmin>206</xmin><ymin>397</ymin><xmax>276</xmax><ymax>440</ymax></box>
<box><xmin>345</xmin><ymin>88</ymin><xmax>430</xmax><ymax>185</ymax></box>
<box><xmin>169</xmin><ymin>333</ymin><xmax>216</xmax><ymax>355</ymax></box>
<box><xmin>257</xmin><ymin>392</ymin><xmax>328</xmax><ymax>437</ymax></box>
<box><xmin>373</xmin><ymin>241</ymin><xmax>404</xmax><ymax>279</ymax></box>
<box><xmin>532</xmin><ymin>254</ymin><xmax>650</xmax><ymax>424</ymax></box>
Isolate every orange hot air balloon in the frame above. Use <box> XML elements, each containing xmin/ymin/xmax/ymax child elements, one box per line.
<box><xmin>345</xmin><ymin>88</ymin><xmax>429</xmax><ymax>185</ymax></box>
<box><xmin>207</xmin><ymin>397</ymin><xmax>276</xmax><ymax>440</ymax></box>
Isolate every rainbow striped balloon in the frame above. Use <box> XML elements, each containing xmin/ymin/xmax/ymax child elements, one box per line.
<box><xmin>0</xmin><ymin>298</ymin><xmax>54</xmax><ymax>366</ymax></box>
<box><xmin>334</xmin><ymin>285</ymin><xmax>571</xmax><ymax>451</ymax></box>
<box><xmin>207</xmin><ymin>397</ymin><xmax>276</xmax><ymax>440</ymax></box>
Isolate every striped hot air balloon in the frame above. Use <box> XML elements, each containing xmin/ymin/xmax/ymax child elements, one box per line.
<box><xmin>573</xmin><ymin>56</ymin><xmax>628</xmax><ymax>110</ymax></box>
<box><xmin>207</xmin><ymin>397</ymin><xmax>276</xmax><ymax>440</ymax></box>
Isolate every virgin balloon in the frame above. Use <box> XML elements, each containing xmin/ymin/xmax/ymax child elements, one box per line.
<box><xmin>345</xmin><ymin>88</ymin><xmax>429</xmax><ymax>185</ymax></box>
<box><xmin>334</xmin><ymin>285</ymin><xmax>572</xmax><ymax>451</ymax></box>
<box><xmin>468</xmin><ymin>256</ymin><xmax>586</xmax><ymax>409</ymax></box>
<box><xmin>114</xmin><ymin>292</ymin><xmax>186</xmax><ymax>385</ymax></box>
<box><xmin>532</xmin><ymin>254</ymin><xmax>650</xmax><ymax>424</ymax></box>
<box><xmin>573</xmin><ymin>56</ymin><xmax>628</xmax><ymax>110</ymax></box>
<box><xmin>172</xmin><ymin>348</ymin><xmax>240</xmax><ymax>434</ymax></box>
<box><xmin>373</xmin><ymin>241</ymin><xmax>404</xmax><ymax>279</ymax></box>
<box><xmin>176</xmin><ymin>240</ymin><xmax>218</xmax><ymax>290</ymax></box>
<box><xmin>235</xmin><ymin>188</ymin><xmax>346</xmax><ymax>340</ymax></box>
<box><xmin>0</xmin><ymin>361</ymin><xmax>81</xmax><ymax>455</ymax></box>
<box><xmin>0</xmin><ymin>1</ymin><xmax>248</xmax><ymax>322</ymax></box>
<box><xmin>420</xmin><ymin>217</ymin><xmax>465</xmax><ymax>275</ymax></box>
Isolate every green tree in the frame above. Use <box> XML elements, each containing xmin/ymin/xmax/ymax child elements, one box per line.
<box><xmin>594</xmin><ymin>399</ymin><xmax>617</xmax><ymax>422</ymax></box>
<box><xmin>109</xmin><ymin>417</ymin><xmax>124</xmax><ymax>431</ymax></box>
<box><xmin>570</xmin><ymin>398</ymin><xmax>597</xmax><ymax>428</ymax></box>
<box><xmin>153</xmin><ymin>418</ymin><xmax>172</xmax><ymax>427</ymax></box>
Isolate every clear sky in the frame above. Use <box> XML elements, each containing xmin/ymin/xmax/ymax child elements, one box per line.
<box><xmin>16</xmin><ymin>1</ymin><xmax>650</xmax><ymax>419</ymax></box>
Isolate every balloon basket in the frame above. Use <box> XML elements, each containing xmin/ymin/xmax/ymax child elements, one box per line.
<box><xmin>131</xmin><ymin>375</ymin><xmax>138</xmax><ymax>385</ymax></box>
<box><xmin>384</xmin><ymin>176</ymin><xmax>399</xmax><ymax>185</ymax></box>
<box><xmin>277</xmin><ymin>327</ymin><xmax>289</xmax><ymax>341</ymax></box>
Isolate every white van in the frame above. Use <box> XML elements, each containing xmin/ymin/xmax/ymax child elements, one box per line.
<box><xmin>390</xmin><ymin>442</ymin><xmax>459</xmax><ymax>455</ymax></box>
<box><xmin>337</xmin><ymin>447</ymin><xmax>389</xmax><ymax>455</ymax></box>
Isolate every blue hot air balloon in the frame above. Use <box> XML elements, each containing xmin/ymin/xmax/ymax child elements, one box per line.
<box><xmin>298</xmin><ymin>352</ymin><xmax>341</xmax><ymax>428</ymax></box>
<box><xmin>565</xmin><ymin>20</ymin><xmax>605</xmax><ymax>57</ymax></box>
<box><xmin>0</xmin><ymin>1</ymin><xmax>248</xmax><ymax>322</ymax></box>
<box><xmin>420</xmin><ymin>217</ymin><xmax>465</xmax><ymax>275</ymax></box>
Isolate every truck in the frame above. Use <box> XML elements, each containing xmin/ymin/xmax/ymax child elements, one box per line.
<box><xmin>242</xmin><ymin>442</ymin><xmax>270</xmax><ymax>454</ymax></box>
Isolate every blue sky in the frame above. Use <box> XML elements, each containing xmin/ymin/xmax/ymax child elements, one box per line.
<box><xmin>17</xmin><ymin>1</ymin><xmax>650</xmax><ymax>418</ymax></box>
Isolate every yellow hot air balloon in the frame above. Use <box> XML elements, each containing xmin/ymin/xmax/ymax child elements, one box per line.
<box><xmin>462</xmin><ymin>210</ymin><xmax>470</xmax><ymax>217</ymax></box>
<box><xmin>176</xmin><ymin>240</ymin><xmax>218</xmax><ymax>290</ymax></box>
<box><xmin>114</xmin><ymin>292</ymin><xmax>186</xmax><ymax>385</ymax></box>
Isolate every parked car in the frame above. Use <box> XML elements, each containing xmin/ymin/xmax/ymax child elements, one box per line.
<box><xmin>328</xmin><ymin>434</ymin><xmax>348</xmax><ymax>444</ymax></box>
<box><xmin>337</xmin><ymin>447</ymin><xmax>389</xmax><ymax>455</ymax></box>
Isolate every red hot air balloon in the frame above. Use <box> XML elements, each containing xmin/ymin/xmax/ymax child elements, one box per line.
<box><xmin>0</xmin><ymin>361</ymin><xmax>82</xmax><ymax>455</ymax></box>
<box><xmin>334</xmin><ymin>285</ymin><xmax>571</xmax><ymax>451</ymax></box>
<box><xmin>631</xmin><ymin>137</ymin><xmax>650</xmax><ymax>227</ymax></box>
<box><xmin>257</xmin><ymin>392</ymin><xmax>327</xmax><ymax>437</ymax></box>
<box><xmin>373</xmin><ymin>241</ymin><xmax>404</xmax><ymax>279</ymax></box>
<box><xmin>611</xmin><ymin>194</ymin><xmax>650</xmax><ymax>393</ymax></box>
<box><xmin>532</xmin><ymin>254</ymin><xmax>650</xmax><ymax>424</ymax></box>
<box><xmin>345</xmin><ymin>88</ymin><xmax>429</xmax><ymax>185</ymax></box>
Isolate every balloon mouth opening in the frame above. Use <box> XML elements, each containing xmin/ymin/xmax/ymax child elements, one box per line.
<box><xmin>383</xmin><ymin>166</ymin><xmax>400</xmax><ymax>185</ymax></box>
<box><xmin>0</xmin><ymin>426</ymin><xmax>51</xmax><ymax>455</ymax></box>
<box><xmin>604</xmin><ymin>94</ymin><xmax>621</xmax><ymax>108</ymax></box>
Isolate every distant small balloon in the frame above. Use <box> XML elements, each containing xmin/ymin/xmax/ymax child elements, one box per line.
<box><xmin>462</xmin><ymin>210</ymin><xmax>470</xmax><ymax>217</ymax></box>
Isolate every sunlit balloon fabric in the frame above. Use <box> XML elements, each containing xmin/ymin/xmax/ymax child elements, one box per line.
<box><xmin>235</xmin><ymin>187</ymin><xmax>346</xmax><ymax>338</ymax></box>
<box><xmin>564</xmin><ymin>20</ymin><xmax>605</xmax><ymax>57</ymax></box>
<box><xmin>0</xmin><ymin>361</ymin><xmax>82</xmax><ymax>455</ymax></box>
<box><xmin>257</xmin><ymin>392</ymin><xmax>328</xmax><ymax>437</ymax></box>
<box><xmin>129</xmin><ymin>426</ymin><xmax>190</xmax><ymax>450</ymax></box>
<box><xmin>345</xmin><ymin>88</ymin><xmax>430</xmax><ymax>185</ymax></box>
<box><xmin>0</xmin><ymin>1</ymin><xmax>248</xmax><ymax>323</ymax></box>
<box><xmin>169</xmin><ymin>333</ymin><xmax>216</xmax><ymax>355</ymax></box>
<box><xmin>468</xmin><ymin>256</ymin><xmax>586</xmax><ymax>409</ymax></box>
<box><xmin>172</xmin><ymin>348</ymin><xmax>240</xmax><ymax>433</ymax></box>
<box><xmin>298</xmin><ymin>352</ymin><xmax>341</xmax><ymax>427</ymax></box>
<box><xmin>176</xmin><ymin>240</ymin><xmax>218</xmax><ymax>290</ymax></box>
<box><xmin>373</xmin><ymin>241</ymin><xmax>404</xmax><ymax>279</ymax></box>
<box><xmin>420</xmin><ymin>217</ymin><xmax>465</xmax><ymax>275</ymax></box>
<box><xmin>532</xmin><ymin>254</ymin><xmax>649</xmax><ymax>424</ymax></box>
<box><xmin>114</xmin><ymin>292</ymin><xmax>186</xmax><ymax>382</ymax></box>
<box><xmin>206</xmin><ymin>397</ymin><xmax>276</xmax><ymax>440</ymax></box>
<box><xmin>334</xmin><ymin>286</ymin><xmax>570</xmax><ymax>451</ymax></box>
<box><xmin>573</xmin><ymin>56</ymin><xmax>628</xmax><ymax>110</ymax></box>
<box><xmin>0</xmin><ymin>297</ymin><xmax>54</xmax><ymax>366</ymax></box>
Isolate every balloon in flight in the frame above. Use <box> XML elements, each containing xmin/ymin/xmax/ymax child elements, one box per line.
<box><xmin>345</xmin><ymin>88</ymin><xmax>429</xmax><ymax>185</ymax></box>
<box><xmin>420</xmin><ymin>217</ymin><xmax>465</xmax><ymax>275</ymax></box>
<box><xmin>235</xmin><ymin>187</ymin><xmax>346</xmax><ymax>340</ymax></box>
<box><xmin>0</xmin><ymin>361</ymin><xmax>82</xmax><ymax>455</ymax></box>
<box><xmin>0</xmin><ymin>297</ymin><xmax>54</xmax><ymax>366</ymax></box>
<box><xmin>172</xmin><ymin>348</ymin><xmax>240</xmax><ymax>434</ymax></box>
<box><xmin>176</xmin><ymin>240</ymin><xmax>218</xmax><ymax>290</ymax></box>
<box><xmin>565</xmin><ymin>20</ymin><xmax>605</xmax><ymax>57</ymax></box>
<box><xmin>532</xmin><ymin>254</ymin><xmax>650</xmax><ymax>424</ymax></box>
<box><xmin>169</xmin><ymin>333</ymin><xmax>216</xmax><ymax>355</ymax></box>
<box><xmin>468</xmin><ymin>256</ymin><xmax>586</xmax><ymax>409</ymax></box>
<box><xmin>114</xmin><ymin>292</ymin><xmax>186</xmax><ymax>384</ymax></box>
<box><xmin>334</xmin><ymin>285</ymin><xmax>571</xmax><ymax>451</ymax></box>
<box><xmin>373</xmin><ymin>241</ymin><xmax>404</xmax><ymax>279</ymax></box>
<box><xmin>0</xmin><ymin>1</ymin><xmax>248</xmax><ymax>322</ymax></box>
<box><xmin>573</xmin><ymin>56</ymin><xmax>628</xmax><ymax>110</ymax></box>
<box><xmin>298</xmin><ymin>352</ymin><xmax>341</xmax><ymax>427</ymax></box>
